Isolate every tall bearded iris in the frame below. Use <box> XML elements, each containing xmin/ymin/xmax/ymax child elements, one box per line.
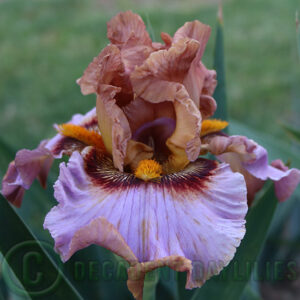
<box><xmin>1</xmin><ymin>11</ymin><xmax>300</xmax><ymax>300</ymax></box>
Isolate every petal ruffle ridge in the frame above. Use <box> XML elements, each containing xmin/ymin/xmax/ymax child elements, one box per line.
<box><xmin>131</xmin><ymin>39</ymin><xmax>202</xmax><ymax>171</ymax></box>
<box><xmin>46</xmin><ymin>107</ymin><xmax>98</xmax><ymax>158</ymax></box>
<box><xmin>1</xmin><ymin>107</ymin><xmax>98</xmax><ymax>206</ymax></box>
<box><xmin>173</xmin><ymin>21</ymin><xmax>217</xmax><ymax>117</ymax></box>
<box><xmin>107</xmin><ymin>11</ymin><xmax>152</xmax><ymax>48</ymax></box>
<box><xmin>1</xmin><ymin>141</ymin><xmax>53</xmax><ymax>207</ymax></box>
<box><xmin>204</xmin><ymin>135</ymin><xmax>300</xmax><ymax>202</ymax></box>
<box><xmin>44</xmin><ymin>147</ymin><xmax>247</xmax><ymax>298</ymax></box>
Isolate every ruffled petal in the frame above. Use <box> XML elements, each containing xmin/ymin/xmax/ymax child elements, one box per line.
<box><xmin>77</xmin><ymin>45</ymin><xmax>133</xmax><ymax>107</ymax></box>
<box><xmin>204</xmin><ymin>135</ymin><xmax>300</xmax><ymax>202</ymax></box>
<box><xmin>96</xmin><ymin>85</ymin><xmax>132</xmax><ymax>171</ymax></box>
<box><xmin>46</xmin><ymin>107</ymin><xmax>98</xmax><ymax>158</ymax></box>
<box><xmin>131</xmin><ymin>39</ymin><xmax>202</xmax><ymax>171</ymax></box>
<box><xmin>1</xmin><ymin>142</ymin><xmax>53</xmax><ymax>207</ymax></box>
<box><xmin>1</xmin><ymin>107</ymin><xmax>98</xmax><ymax>206</ymax></box>
<box><xmin>173</xmin><ymin>20</ymin><xmax>211</xmax><ymax>47</ymax></box>
<box><xmin>44</xmin><ymin>147</ymin><xmax>247</xmax><ymax>299</ymax></box>
<box><xmin>271</xmin><ymin>160</ymin><xmax>300</xmax><ymax>202</ymax></box>
<box><xmin>15</xmin><ymin>142</ymin><xmax>53</xmax><ymax>189</ymax></box>
<box><xmin>128</xmin><ymin>256</ymin><xmax>192</xmax><ymax>300</ymax></box>
<box><xmin>77</xmin><ymin>45</ymin><xmax>123</xmax><ymax>95</ymax></box>
<box><xmin>120</xmin><ymin>38</ymin><xmax>154</xmax><ymax>75</ymax></box>
<box><xmin>199</xmin><ymin>94</ymin><xmax>217</xmax><ymax>119</ymax></box>
<box><xmin>131</xmin><ymin>39</ymin><xmax>200</xmax><ymax>93</ymax></box>
<box><xmin>173</xmin><ymin>21</ymin><xmax>217</xmax><ymax>115</ymax></box>
<box><xmin>155</xmin><ymin>32</ymin><xmax>173</xmax><ymax>50</ymax></box>
<box><xmin>123</xmin><ymin>97</ymin><xmax>176</xmax><ymax>136</ymax></box>
<box><xmin>1</xmin><ymin>161</ymin><xmax>25</xmax><ymax>207</ymax></box>
<box><xmin>165</xmin><ymin>90</ymin><xmax>201</xmax><ymax>171</ymax></box>
<box><xmin>183</xmin><ymin>60</ymin><xmax>217</xmax><ymax>117</ymax></box>
<box><xmin>107</xmin><ymin>11</ymin><xmax>152</xmax><ymax>47</ymax></box>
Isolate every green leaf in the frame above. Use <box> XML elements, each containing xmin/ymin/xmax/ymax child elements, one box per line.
<box><xmin>191</xmin><ymin>182</ymin><xmax>277</xmax><ymax>300</ymax></box>
<box><xmin>156</xmin><ymin>268</ymin><xmax>179</xmax><ymax>300</ymax></box>
<box><xmin>143</xmin><ymin>269</ymin><xmax>160</xmax><ymax>300</ymax></box>
<box><xmin>213</xmin><ymin>6</ymin><xmax>227</xmax><ymax>122</ymax></box>
<box><xmin>281</xmin><ymin>123</ymin><xmax>300</xmax><ymax>144</ymax></box>
<box><xmin>296</xmin><ymin>11</ymin><xmax>300</xmax><ymax>61</ymax></box>
<box><xmin>240</xmin><ymin>284</ymin><xmax>262</xmax><ymax>300</ymax></box>
<box><xmin>144</xmin><ymin>12</ymin><xmax>156</xmax><ymax>42</ymax></box>
<box><xmin>0</xmin><ymin>195</ymin><xmax>83</xmax><ymax>299</ymax></box>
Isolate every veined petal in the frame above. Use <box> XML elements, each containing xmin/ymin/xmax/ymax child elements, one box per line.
<box><xmin>120</xmin><ymin>38</ymin><xmax>154</xmax><ymax>75</ymax></box>
<box><xmin>107</xmin><ymin>11</ymin><xmax>152</xmax><ymax>47</ymax></box>
<box><xmin>199</xmin><ymin>94</ymin><xmax>217</xmax><ymax>119</ymax></box>
<box><xmin>123</xmin><ymin>97</ymin><xmax>176</xmax><ymax>135</ymax></box>
<box><xmin>96</xmin><ymin>85</ymin><xmax>132</xmax><ymax>171</ymax></box>
<box><xmin>1</xmin><ymin>161</ymin><xmax>26</xmax><ymax>207</ymax></box>
<box><xmin>1</xmin><ymin>141</ymin><xmax>53</xmax><ymax>207</ymax></box>
<box><xmin>183</xmin><ymin>60</ymin><xmax>217</xmax><ymax>116</ymax></box>
<box><xmin>271</xmin><ymin>160</ymin><xmax>300</xmax><ymax>202</ymax></box>
<box><xmin>44</xmin><ymin>147</ymin><xmax>247</xmax><ymax>299</ymax></box>
<box><xmin>128</xmin><ymin>256</ymin><xmax>192</xmax><ymax>300</ymax></box>
<box><xmin>77</xmin><ymin>44</ymin><xmax>133</xmax><ymax>107</ymax></box>
<box><xmin>205</xmin><ymin>135</ymin><xmax>300</xmax><ymax>202</ymax></box>
<box><xmin>174</xmin><ymin>21</ymin><xmax>217</xmax><ymax>114</ymax></box>
<box><xmin>46</xmin><ymin>107</ymin><xmax>98</xmax><ymax>158</ymax></box>
<box><xmin>77</xmin><ymin>45</ymin><xmax>123</xmax><ymax>95</ymax></box>
<box><xmin>1</xmin><ymin>107</ymin><xmax>99</xmax><ymax>207</ymax></box>
<box><xmin>173</xmin><ymin>20</ymin><xmax>211</xmax><ymax>49</ymax></box>
<box><xmin>239</xmin><ymin>144</ymin><xmax>300</xmax><ymax>202</ymax></box>
<box><xmin>154</xmin><ymin>32</ymin><xmax>173</xmax><ymax>50</ymax></box>
<box><xmin>131</xmin><ymin>38</ymin><xmax>200</xmax><ymax>92</ymax></box>
<box><xmin>131</xmin><ymin>39</ymin><xmax>202</xmax><ymax>171</ymax></box>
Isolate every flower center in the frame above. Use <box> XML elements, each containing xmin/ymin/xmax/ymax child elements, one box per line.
<box><xmin>57</xmin><ymin>124</ymin><xmax>106</xmax><ymax>151</ymax></box>
<box><xmin>134</xmin><ymin>159</ymin><xmax>163</xmax><ymax>181</ymax></box>
<box><xmin>132</xmin><ymin>117</ymin><xmax>176</xmax><ymax>162</ymax></box>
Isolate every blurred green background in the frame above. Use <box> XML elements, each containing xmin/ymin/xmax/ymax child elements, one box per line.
<box><xmin>0</xmin><ymin>0</ymin><xmax>299</xmax><ymax>150</ymax></box>
<box><xmin>0</xmin><ymin>0</ymin><xmax>299</xmax><ymax>299</ymax></box>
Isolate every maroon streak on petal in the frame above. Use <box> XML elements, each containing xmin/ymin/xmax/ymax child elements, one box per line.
<box><xmin>44</xmin><ymin>148</ymin><xmax>247</xmax><ymax>299</ymax></box>
<box><xmin>83</xmin><ymin>147</ymin><xmax>217</xmax><ymax>193</ymax></box>
<box><xmin>51</xmin><ymin>138</ymin><xmax>86</xmax><ymax>158</ymax></box>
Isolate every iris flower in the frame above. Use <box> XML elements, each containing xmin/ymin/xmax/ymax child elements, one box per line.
<box><xmin>1</xmin><ymin>11</ymin><xmax>300</xmax><ymax>300</ymax></box>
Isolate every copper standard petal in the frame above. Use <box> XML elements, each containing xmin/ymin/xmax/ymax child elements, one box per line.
<box><xmin>96</xmin><ymin>84</ymin><xmax>133</xmax><ymax>171</ymax></box>
<box><xmin>131</xmin><ymin>39</ymin><xmax>202</xmax><ymax>171</ymax></box>
<box><xmin>107</xmin><ymin>11</ymin><xmax>152</xmax><ymax>47</ymax></box>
